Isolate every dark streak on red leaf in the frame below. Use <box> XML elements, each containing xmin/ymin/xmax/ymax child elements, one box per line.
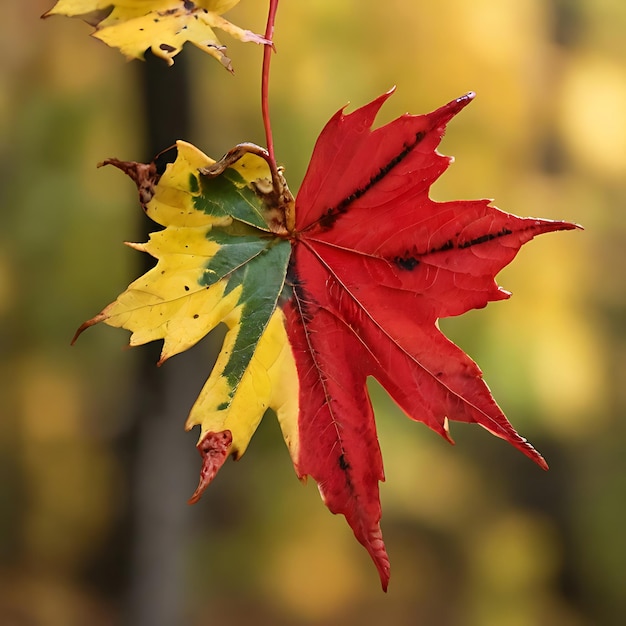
<box><xmin>314</xmin><ymin>126</ymin><xmax>429</xmax><ymax>232</ymax></box>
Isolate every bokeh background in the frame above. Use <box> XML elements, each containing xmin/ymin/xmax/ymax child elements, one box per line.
<box><xmin>1</xmin><ymin>1</ymin><xmax>625</xmax><ymax>625</ymax></box>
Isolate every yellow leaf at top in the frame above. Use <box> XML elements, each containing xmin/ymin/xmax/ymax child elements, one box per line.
<box><xmin>43</xmin><ymin>0</ymin><xmax>270</xmax><ymax>69</ymax></box>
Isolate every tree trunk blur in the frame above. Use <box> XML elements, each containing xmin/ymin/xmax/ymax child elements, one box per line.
<box><xmin>124</xmin><ymin>52</ymin><xmax>203</xmax><ymax>626</ymax></box>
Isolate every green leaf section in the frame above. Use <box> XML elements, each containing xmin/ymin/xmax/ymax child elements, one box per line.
<box><xmin>196</xmin><ymin>169</ymin><xmax>271</xmax><ymax>230</ymax></box>
<box><xmin>201</xmin><ymin>229</ymin><xmax>272</xmax><ymax>288</ymax></box>
<box><xmin>203</xmin><ymin>229</ymin><xmax>290</xmax><ymax>405</ymax></box>
<box><xmin>193</xmin><ymin>162</ymin><xmax>292</xmax><ymax>407</ymax></box>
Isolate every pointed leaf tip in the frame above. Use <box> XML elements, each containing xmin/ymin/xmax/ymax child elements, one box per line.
<box><xmin>188</xmin><ymin>430</ymin><xmax>233</xmax><ymax>504</ymax></box>
<box><xmin>515</xmin><ymin>437</ymin><xmax>549</xmax><ymax>470</ymax></box>
<box><xmin>71</xmin><ymin>311</ymin><xmax>107</xmax><ymax>345</ymax></box>
<box><xmin>457</xmin><ymin>91</ymin><xmax>476</xmax><ymax>105</ymax></box>
<box><xmin>100</xmin><ymin>157</ymin><xmax>159</xmax><ymax>208</ymax></box>
<box><xmin>437</xmin><ymin>91</ymin><xmax>476</xmax><ymax>121</ymax></box>
<box><xmin>367</xmin><ymin>525</ymin><xmax>391</xmax><ymax>591</ymax></box>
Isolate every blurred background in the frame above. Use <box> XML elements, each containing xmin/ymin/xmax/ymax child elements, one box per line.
<box><xmin>1</xmin><ymin>1</ymin><xmax>625</xmax><ymax>624</ymax></box>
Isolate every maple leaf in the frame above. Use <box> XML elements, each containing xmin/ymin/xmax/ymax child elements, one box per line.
<box><xmin>42</xmin><ymin>0</ymin><xmax>270</xmax><ymax>70</ymax></box>
<box><xmin>74</xmin><ymin>91</ymin><xmax>580</xmax><ymax>590</ymax></box>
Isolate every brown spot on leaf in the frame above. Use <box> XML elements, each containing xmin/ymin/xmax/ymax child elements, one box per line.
<box><xmin>394</xmin><ymin>256</ymin><xmax>419</xmax><ymax>271</ymax></box>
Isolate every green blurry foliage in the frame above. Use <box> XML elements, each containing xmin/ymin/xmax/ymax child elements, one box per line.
<box><xmin>1</xmin><ymin>1</ymin><xmax>625</xmax><ymax>625</ymax></box>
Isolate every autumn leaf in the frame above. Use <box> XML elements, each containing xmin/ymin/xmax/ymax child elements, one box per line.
<box><xmin>74</xmin><ymin>140</ymin><xmax>299</xmax><ymax>474</ymax></box>
<box><xmin>74</xmin><ymin>91</ymin><xmax>580</xmax><ymax>589</ymax></box>
<box><xmin>42</xmin><ymin>0</ymin><xmax>270</xmax><ymax>69</ymax></box>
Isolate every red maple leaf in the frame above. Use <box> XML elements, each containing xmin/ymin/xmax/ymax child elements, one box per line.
<box><xmin>282</xmin><ymin>90</ymin><xmax>579</xmax><ymax>589</ymax></box>
<box><xmin>79</xmin><ymin>90</ymin><xmax>579</xmax><ymax>590</ymax></box>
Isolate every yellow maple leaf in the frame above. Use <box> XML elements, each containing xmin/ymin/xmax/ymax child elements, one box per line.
<box><xmin>43</xmin><ymin>0</ymin><xmax>270</xmax><ymax>69</ymax></box>
<box><xmin>74</xmin><ymin>140</ymin><xmax>299</xmax><ymax>496</ymax></box>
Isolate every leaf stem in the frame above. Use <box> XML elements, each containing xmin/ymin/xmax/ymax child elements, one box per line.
<box><xmin>262</xmin><ymin>0</ymin><xmax>279</xmax><ymax>167</ymax></box>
